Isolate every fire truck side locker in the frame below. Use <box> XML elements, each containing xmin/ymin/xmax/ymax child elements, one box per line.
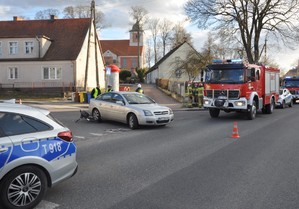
<box><xmin>263</xmin><ymin>68</ymin><xmax>280</xmax><ymax>113</ymax></box>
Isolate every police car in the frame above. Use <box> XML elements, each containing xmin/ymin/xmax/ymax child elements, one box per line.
<box><xmin>276</xmin><ymin>88</ymin><xmax>293</xmax><ymax>108</ymax></box>
<box><xmin>0</xmin><ymin>102</ymin><xmax>77</xmax><ymax>209</ymax></box>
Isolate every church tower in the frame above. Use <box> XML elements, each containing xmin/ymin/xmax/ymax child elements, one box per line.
<box><xmin>129</xmin><ymin>22</ymin><xmax>144</xmax><ymax>47</ymax></box>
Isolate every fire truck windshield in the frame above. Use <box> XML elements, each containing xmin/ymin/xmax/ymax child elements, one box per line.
<box><xmin>205</xmin><ymin>68</ymin><xmax>244</xmax><ymax>84</ymax></box>
<box><xmin>284</xmin><ymin>79</ymin><xmax>299</xmax><ymax>87</ymax></box>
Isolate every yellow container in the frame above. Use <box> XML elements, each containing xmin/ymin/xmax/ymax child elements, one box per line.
<box><xmin>79</xmin><ymin>92</ymin><xmax>85</xmax><ymax>103</ymax></box>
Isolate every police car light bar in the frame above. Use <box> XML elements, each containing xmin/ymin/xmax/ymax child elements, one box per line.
<box><xmin>212</xmin><ymin>58</ymin><xmax>243</xmax><ymax>64</ymax></box>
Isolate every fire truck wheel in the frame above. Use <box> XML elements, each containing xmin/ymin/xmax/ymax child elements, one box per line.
<box><xmin>265</xmin><ymin>98</ymin><xmax>274</xmax><ymax>114</ymax></box>
<box><xmin>209</xmin><ymin>108</ymin><xmax>220</xmax><ymax>118</ymax></box>
<box><xmin>247</xmin><ymin>101</ymin><xmax>256</xmax><ymax>120</ymax></box>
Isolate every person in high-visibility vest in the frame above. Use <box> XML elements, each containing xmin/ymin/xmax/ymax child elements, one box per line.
<box><xmin>91</xmin><ymin>85</ymin><xmax>101</xmax><ymax>98</ymax></box>
<box><xmin>135</xmin><ymin>84</ymin><xmax>144</xmax><ymax>94</ymax></box>
<box><xmin>106</xmin><ymin>85</ymin><xmax>113</xmax><ymax>92</ymax></box>
<box><xmin>198</xmin><ymin>82</ymin><xmax>204</xmax><ymax>108</ymax></box>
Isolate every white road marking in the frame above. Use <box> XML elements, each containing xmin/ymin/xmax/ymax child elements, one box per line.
<box><xmin>90</xmin><ymin>133</ymin><xmax>104</xmax><ymax>136</ymax></box>
<box><xmin>74</xmin><ymin>135</ymin><xmax>85</xmax><ymax>139</ymax></box>
<box><xmin>35</xmin><ymin>200</ymin><xmax>59</xmax><ymax>209</ymax></box>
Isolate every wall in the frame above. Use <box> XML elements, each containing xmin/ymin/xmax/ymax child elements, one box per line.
<box><xmin>76</xmin><ymin>24</ymin><xmax>105</xmax><ymax>91</ymax></box>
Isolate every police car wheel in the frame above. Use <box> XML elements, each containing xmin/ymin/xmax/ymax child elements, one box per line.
<box><xmin>128</xmin><ymin>114</ymin><xmax>138</xmax><ymax>130</ymax></box>
<box><xmin>289</xmin><ymin>100</ymin><xmax>293</xmax><ymax>107</ymax></box>
<box><xmin>282</xmin><ymin>100</ymin><xmax>286</xmax><ymax>109</ymax></box>
<box><xmin>92</xmin><ymin>108</ymin><xmax>102</xmax><ymax>122</ymax></box>
<box><xmin>0</xmin><ymin>165</ymin><xmax>47</xmax><ymax>209</ymax></box>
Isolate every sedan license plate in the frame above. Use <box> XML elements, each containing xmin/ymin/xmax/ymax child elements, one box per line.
<box><xmin>158</xmin><ymin>117</ymin><xmax>168</xmax><ymax>121</ymax></box>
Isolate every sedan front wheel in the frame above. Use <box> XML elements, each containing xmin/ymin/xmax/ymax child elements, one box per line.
<box><xmin>92</xmin><ymin>108</ymin><xmax>102</xmax><ymax>122</ymax></box>
<box><xmin>128</xmin><ymin>114</ymin><xmax>139</xmax><ymax>130</ymax></box>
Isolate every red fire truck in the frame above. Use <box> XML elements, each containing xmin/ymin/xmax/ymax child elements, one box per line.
<box><xmin>283</xmin><ymin>76</ymin><xmax>299</xmax><ymax>103</ymax></box>
<box><xmin>203</xmin><ymin>59</ymin><xmax>280</xmax><ymax>120</ymax></box>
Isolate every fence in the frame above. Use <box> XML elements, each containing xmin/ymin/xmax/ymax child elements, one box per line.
<box><xmin>0</xmin><ymin>82</ymin><xmax>75</xmax><ymax>97</ymax></box>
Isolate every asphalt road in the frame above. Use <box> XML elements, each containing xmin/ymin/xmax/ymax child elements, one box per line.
<box><xmin>36</xmin><ymin>104</ymin><xmax>299</xmax><ymax>209</ymax></box>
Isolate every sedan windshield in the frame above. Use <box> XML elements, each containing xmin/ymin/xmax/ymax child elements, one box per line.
<box><xmin>205</xmin><ymin>68</ymin><xmax>244</xmax><ymax>84</ymax></box>
<box><xmin>123</xmin><ymin>94</ymin><xmax>155</xmax><ymax>104</ymax></box>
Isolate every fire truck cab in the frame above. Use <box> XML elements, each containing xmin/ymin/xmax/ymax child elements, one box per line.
<box><xmin>203</xmin><ymin>59</ymin><xmax>280</xmax><ymax>120</ymax></box>
<box><xmin>283</xmin><ymin>76</ymin><xmax>299</xmax><ymax>103</ymax></box>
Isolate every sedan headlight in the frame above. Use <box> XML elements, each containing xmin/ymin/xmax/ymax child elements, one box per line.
<box><xmin>169</xmin><ymin>108</ymin><xmax>173</xmax><ymax>115</ymax></box>
<box><xmin>143</xmin><ymin>110</ymin><xmax>153</xmax><ymax>116</ymax></box>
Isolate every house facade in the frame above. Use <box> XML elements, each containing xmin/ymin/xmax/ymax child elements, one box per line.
<box><xmin>146</xmin><ymin>42</ymin><xmax>200</xmax><ymax>84</ymax></box>
<box><xmin>0</xmin><ymin>16</ymin><xmax>105</xmax><ymax>96</ymax></box>
<box><xmin>146</xmin><ymin>42</ymin><xmax>201</xmax><ymax>98</ymax></box>
<box><xmin>100</xmin><ymin>23</ymin><xmax>146</xmax><ymax>74</ymax></box>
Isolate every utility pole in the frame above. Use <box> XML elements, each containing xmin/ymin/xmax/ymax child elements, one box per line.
<box><xmin>92</xmin><ymin>0</ymin><xmax>100</xmax><ymax>86</ymax></box>
<box><xmin>84</xmin><ymin>0</ymin><xmax>96</xmax><ymax>91</ymax></box>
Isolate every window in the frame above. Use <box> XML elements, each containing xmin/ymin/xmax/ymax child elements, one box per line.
<box><xmin>25</xmin><ymin>41</ymin><xmax>34</xmax><ymax>54</ymax></box>
<box><xmin>9</xmin><ymin>42</ymin><xmax>18</xmax><ymax>55</ymax></box>
<box><xmin>43</xmin><ymin>67</ymin><xmax>62</xmax><ymax>80</ymax></box>
<box><xmin>122</xmin><ymin>58</ymin><xmax>127</xmax><ymax>68</ymax></box>
<box><xmin>8</xmin><ymin>67</ymin><xmax>18</xmax><ymax>79</ymax></box>
<box><xmin>175</xmin><ymin>68</ymin><xmax>182</xmax><ymax>78</ymax></box>
<box><xmin>0</xmin><ymin>112</ymin><xmax>51</xmax><ymax>136</ymax></box>
<box><xmin>132</xmin><ymin>58</ymin><xmax>137</xmax><ymax>68</ymax></box>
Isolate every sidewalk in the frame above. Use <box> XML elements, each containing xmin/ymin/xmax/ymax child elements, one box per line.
<box><xmin>3</xmin><ymin>84</ymin><xmax>206</xmax><ymax>111</ymax></box>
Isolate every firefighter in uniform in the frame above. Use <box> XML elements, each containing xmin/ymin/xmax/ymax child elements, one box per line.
<box><xmin>186</xmin><ymin>82</ymin><xmax>193</xmax><ymax>107</ymax></box>
<box><xmin>193</xmin><ymin>82</ymin><xmax>199</xmax><ymax>107</ymax></box>
<box><xmin>198</xmin><ymin>82</ymin><xmax>204</xmax><ymax>108</ymax></box>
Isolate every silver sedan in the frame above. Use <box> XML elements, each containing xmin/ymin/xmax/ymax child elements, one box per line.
<box><xmin>89</xmin><ymin>92</ymin><xmax>174</xmax><ymax>129</ymax></box>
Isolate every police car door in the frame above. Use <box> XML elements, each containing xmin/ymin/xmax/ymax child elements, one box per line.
<box><xmin>0</xmin><ymin>115</ymin><xmax>13</xmax><ymax>174</ymax></box>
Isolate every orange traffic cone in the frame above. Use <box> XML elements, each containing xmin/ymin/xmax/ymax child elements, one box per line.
<box><xmin>19</xmin><ymin>99</ymin><xmax>22</xmax><ymax>104</ymax></box>
<box><xmin>231</xmin><ymin>121</ymin><xmax>240</xmax><ymax>138</ymax></box>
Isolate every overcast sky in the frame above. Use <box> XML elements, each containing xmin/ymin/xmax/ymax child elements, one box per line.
<box><xmin>0</xmin><ymin>0</ymin><xmax>298</xmax><ymax>72</ymax></box>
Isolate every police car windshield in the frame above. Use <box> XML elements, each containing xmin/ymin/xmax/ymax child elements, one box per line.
<box><xmin>285</xmin><ymin>80</ymin><xmax>299</xmax><ymax>87</ymax></box>
<box><xmin>205</xmin><ymin>68</ymin><xmax>244</xmax><ymax>84</ymax></box>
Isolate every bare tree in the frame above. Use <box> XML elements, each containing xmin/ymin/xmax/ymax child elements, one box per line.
<box><xmin>145</xmin><ymin>38</ymin><xmax>153</xmax><ymax>68</ymax></box>
<box><xmin>170</xmin><ymin>22</ymin><xmax>192</xmax><ymax>49</ymax></box>
<box><xmin>35</xmin><ymin>9</ymin><xmax>60</xmax><ymax>19</ymax></box>
<box><xmin>129</xmin><ymin>6</ymin><xmax>148</xmax><ymax>68</ymax></box>
<box><xmin>185</xmin><ymin>0</ymin><xmax>299</xmax><ymax>64</ymax></box>
<box><xmin>148</xmin><ymin>18</ymin><xmax>160</xmax><ymax>64</ymax></box>
<box><xmin>63</xmin><ymin>5</ymin><xmax>105</xmax><ymax>29</ymax></box>
<box><xmin>160</xmin><ymin>18</ymin><xmax>173</xmax><ymax>56</ymax></box>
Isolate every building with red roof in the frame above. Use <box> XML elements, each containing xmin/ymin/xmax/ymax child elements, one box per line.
<box><xmin>0</xmin><ymin>15</ymin><xmax>105</xmax><ymax>96</ymax></box>
<box><xmin>100</xmin><ymin>23</ymin><xmax>146</xmax><ymax>74</ymax></box>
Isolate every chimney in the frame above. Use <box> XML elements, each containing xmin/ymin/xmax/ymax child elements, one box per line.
<box><xmin>50</xmin><ymin>15</ymin><xmax>58</xmax><ymax>21</ymax></box>
<box><xmin>13</xmin><ymin>16</ymin><xmax>23</xmax><ymax>21</ymax></box>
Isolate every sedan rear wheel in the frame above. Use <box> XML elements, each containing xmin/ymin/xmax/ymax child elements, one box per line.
<box><xmin>128</xmin><ymin>114</ymin><xmax>139</xmax><ymax>130</ymax></box>
<box><xmin>92</xmin><ymin>108</ymin><xmax>102</xmax><ymax>122</ymax></box>
<box><xmin>0</xmin><ymin>166</ymin><xmax>47</xmax><ymax>209</ymax></box>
